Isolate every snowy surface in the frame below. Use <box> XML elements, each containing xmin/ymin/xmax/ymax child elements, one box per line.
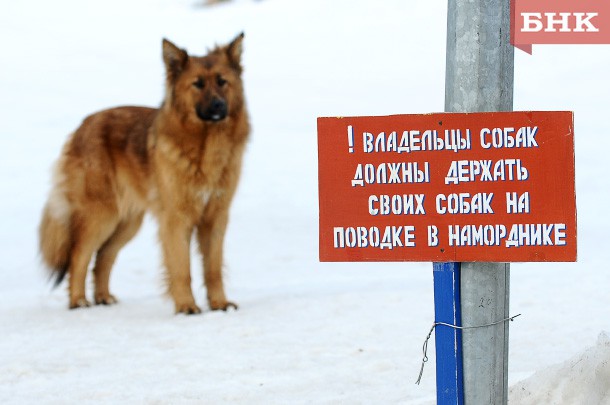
<box><xmin>1</xmin><ymin>0</ymin><xmax>609</xmax><ymax>403</ymax></box>
<box><xmin>509</xmin><ymin>332</ymin><xmax>610</xmax><ymax>405</ymax></box>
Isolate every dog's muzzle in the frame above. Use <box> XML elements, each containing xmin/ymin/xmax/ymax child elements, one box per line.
<box><xmin>197</xmin><ymin>98</ymin><xmax>228</xmax><ymax>122</ymax></box>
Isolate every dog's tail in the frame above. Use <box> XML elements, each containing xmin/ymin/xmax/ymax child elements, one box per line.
<box><xmin>39</xmin><ymin>163</ymin><xmax>73</xmax><ymax>287</ymax></box>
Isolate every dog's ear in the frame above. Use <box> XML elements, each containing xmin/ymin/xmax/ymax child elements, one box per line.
<box><xmin>162</xmin><ymin>39</ymin><xmax>188</xmax><ymax>81</ymax></box>
<box><xmin>226</xmin><ymin>32</ymin><xmax>244</xmax><ymax>73</ymax></box>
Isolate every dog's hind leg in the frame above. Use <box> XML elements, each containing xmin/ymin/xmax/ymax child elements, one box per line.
<box><xmin>92</xmin><ymin>212</ymin><xmax>144</xmax><ymax>305</ymax></box>
<box><xmin>68</xmin><ymin>212</ymin><xmax>117</xmax><ymax>309</ymax></box>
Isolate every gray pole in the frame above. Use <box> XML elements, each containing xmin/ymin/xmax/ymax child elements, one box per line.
<box><xmin>445</xmin><ymin>0</ymin><xmax>514</xmax><ymax>404</ymax></box>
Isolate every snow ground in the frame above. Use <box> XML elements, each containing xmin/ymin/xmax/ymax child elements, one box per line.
<box><xmin>0</xmin><ymin>0</ymin><xmax>609</xmax><ymax>403</ymax></box>
<box><xmin>509</xmin><ymin>332</ymin><xmax>610</xmax><ymax>404</ymax></box>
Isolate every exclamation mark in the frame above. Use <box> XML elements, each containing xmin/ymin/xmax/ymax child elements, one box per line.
<box><xmin>347</xmin><ymin>125</ymin><xmax>354</xmax><ymax>153</ymax></box>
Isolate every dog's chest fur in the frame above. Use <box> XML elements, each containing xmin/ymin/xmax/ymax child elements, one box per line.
<box><xmin>152</xmin><ymin>128</ymin><xmax>235</xmax><ymax>217</ymax></box>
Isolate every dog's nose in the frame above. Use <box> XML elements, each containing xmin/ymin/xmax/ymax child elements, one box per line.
<box><xmin>211</xmin><ymin>98</ymin><xmax>226</xmax><ymax>112</ymax></box>
<box><xmin>209</xmin><ymin>98</ymin><xmax>227</xmax><ymax>121</ymax></box>
<box><xmin>197</xmin><ymin>98</ymin><xmax>228</xmax><ymax>122</ymax></box>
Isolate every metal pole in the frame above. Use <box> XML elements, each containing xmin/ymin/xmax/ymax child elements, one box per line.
<box><xmin>445</xmin><ymin>0</ymin><xmax>514</xmax><ymax>404</ymax></box>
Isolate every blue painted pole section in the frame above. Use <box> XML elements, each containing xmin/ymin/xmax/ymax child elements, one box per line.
<box><xmin>433</xmin><ymin>262</ymin><xmax>464</xmax><ymax>405</ymax></box>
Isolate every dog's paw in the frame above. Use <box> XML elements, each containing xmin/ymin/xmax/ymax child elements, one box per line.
<box><xmin>210</xmin><ymin>300</ymin><xmax>239</xmax><ymax>312</ymax></box>
<box><xmin>175</xmin><ymin>302</ymin><xmax>202</xmax><ymax>315</ymax></box>
<box><xmin>69</xmin><ymin>296</ymin><xmax>91</xmax><ymax>309</ymax></box>
<box><xmin>95</xmin><ymin>293</ymin><xmax>118</xmax><ymax>306</ymax></box>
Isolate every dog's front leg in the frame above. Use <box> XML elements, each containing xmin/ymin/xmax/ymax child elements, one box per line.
<box><xmin>159</xmin><ymin>217</ymin><xmax>200</xmax><ymax>314</ymax></box>
<box><xmin>197</xmin><ymin>211</ymin><xmax>238</xmax><ymax>311</ymax></box>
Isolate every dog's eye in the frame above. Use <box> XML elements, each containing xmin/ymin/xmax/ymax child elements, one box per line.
<box><xmin>217</xmin><ymin>75</ymin><xmax>227</xmax><ymax>86</ymax></box>
<box><xmin>193</xmin><ymin>78</ymin><xmax>205</xmax><ymax>89</ymax></box>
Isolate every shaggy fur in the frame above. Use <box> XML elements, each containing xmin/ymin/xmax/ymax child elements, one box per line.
<box><xmin>39</xmin><ymin>34</ymin><xmax>249</xmax><ymax>314</ymax></box>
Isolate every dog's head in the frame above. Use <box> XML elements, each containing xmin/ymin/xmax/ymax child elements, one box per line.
<box><xmin>161</xmin><ymin>33</ymin><xmax>245</xmax><ymax>125</ymax></box>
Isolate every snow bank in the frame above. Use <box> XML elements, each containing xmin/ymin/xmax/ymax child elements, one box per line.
<box><xmin>510</xmin><ymin>332</ymin><xmax>610</xmax><ymax>405</ymax></box>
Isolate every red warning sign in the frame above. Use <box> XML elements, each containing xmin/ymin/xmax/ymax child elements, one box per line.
<box><xmin>317</xmin><ymin>111</ymin><xmax>576</xmax><ymax>262</ymax></box>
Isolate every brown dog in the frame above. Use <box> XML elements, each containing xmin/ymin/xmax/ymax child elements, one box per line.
<box><xmin>39</xmin><ymin>34</ymin><xmax>249</xmax><ymax>314</ymax></box>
